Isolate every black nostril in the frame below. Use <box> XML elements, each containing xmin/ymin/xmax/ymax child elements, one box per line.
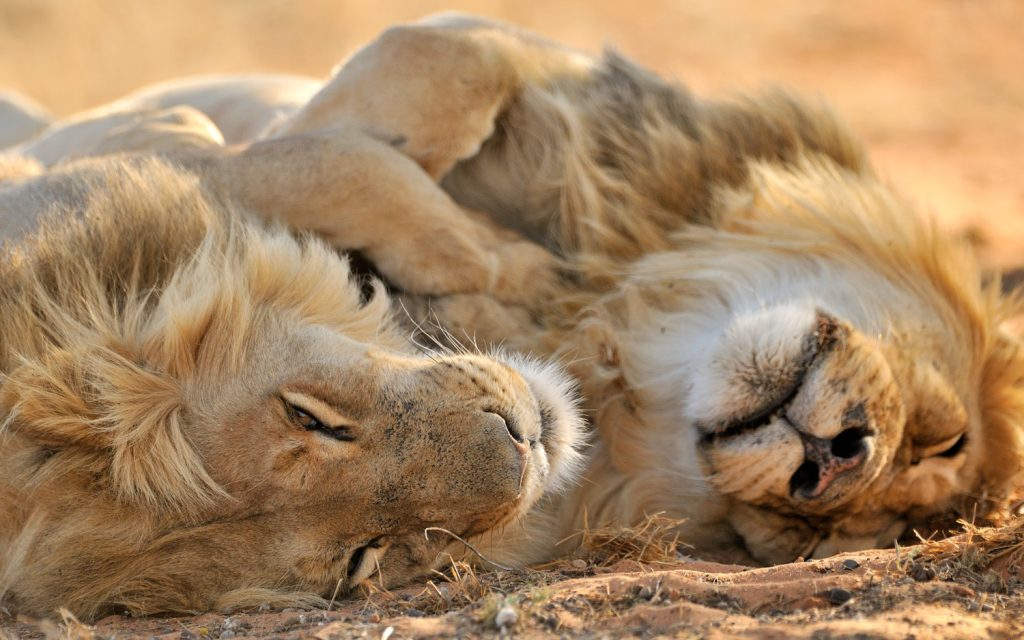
<box><xmin>488</xmin><ymin>409</ymin><xmax>525</xmax><ymax>444</ymax></box>
<box><xmin>790</xmin><ymin>460</ymin><xmax>820</xmax><ymax>497</ymax></box>
<box><xmin>830</xmin><ymin>427</ymin><xmax>870</xmax><ymax>460</ymax></box>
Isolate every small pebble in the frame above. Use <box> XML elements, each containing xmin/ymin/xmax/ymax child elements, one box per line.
<box><xmin>570</xmin><ymin>559</ymin><xmax>587</xmax><ymax>570</ymax></box>
<box><xmin>826</xmin><ymin>587</ymin><xmax>854</xmax><ymax>605</ymax></box>
<box><xmin>910</xmin><ymin>564</ymin><xmax>937</xmax><ymax>582</ymax></box>
<box><xmin>180</xmin><ymin>631</ymin><xmax>198</xmax><ymax>640</ymax></box>
<box><xmin>219</xmin><ymin>631</ymin><xmax>235</xmax><ymax>640</ymax></box>
<box><xmin>494</xmin><ymin>605</ymin><xmax>518</xmax><ymax>629</ymax></box>
<box><xmin>841</xmin><ymin>559</ymin><xmax>860</xmax><ymax>571</ymax></box>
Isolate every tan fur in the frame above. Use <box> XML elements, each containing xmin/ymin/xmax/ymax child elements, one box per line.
<box><xmin>112</xmin><ymin>74</ymin><xmax>321</xmax><ymax>144</ymax></box>
<box><xmin>3</xmin><ymin>123</ymin><xmax>564</xmax><ymax>307</ymax></box>
<box><xmin>0</xmin><ymin>156</ymin><xmax>584</xmax><ymax>618</ymax></box>
<box><xmin>272</xmin><ymin>15</ymin><xmax>1024</xmax><ymax>564</ymax></box>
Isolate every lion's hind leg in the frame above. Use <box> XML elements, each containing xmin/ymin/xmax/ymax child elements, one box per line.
<box><xmin>271</xmin><ymin>14</ymin><xmax>594</xmax><ymax>182</ymax></box>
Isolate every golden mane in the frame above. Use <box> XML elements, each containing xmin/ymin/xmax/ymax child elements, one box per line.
<box><xmin>447</xmin><ymin>52</ymin><xmax>867</xmax><ymax>276</ymax></box>
<box><xmin>0</xmin><ymin>158</ymin><xmax>399</xmax><ymax>516</ymax></box>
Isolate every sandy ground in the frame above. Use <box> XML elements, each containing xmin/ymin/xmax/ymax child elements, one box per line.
<box><xmin>1</xmin><ymin>1</ymin><xmax>1023</xmax><ymax>637</ymax></box>
<box><xmin>3</xmin><ymin>523</ymin><xmax>1023</xmax><ymax>639</ymax></box>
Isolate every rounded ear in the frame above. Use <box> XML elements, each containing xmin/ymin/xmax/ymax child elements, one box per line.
<box><xmin>2</xmin><ymin>344</ymin><xmax>224</xmax><ymax>514</ymax></box>
<box><xmin>2</xmin><ymin>348</ymin><xmax>102</xmax><ymax>448</ymax></box>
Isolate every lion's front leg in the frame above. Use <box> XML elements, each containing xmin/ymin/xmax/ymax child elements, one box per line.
<box><xmin>271</xmin><ymin>14</ymin><xmax>593</xmax><ymax>182</ymax></box>
<box><xmin>193</xmin><ymin>130</ymin><xmax>563</xmax><ymax>306</ymax></box>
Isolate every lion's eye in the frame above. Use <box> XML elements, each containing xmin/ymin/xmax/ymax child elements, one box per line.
<box><xmin>287</xmin><ymin>403</ymin><xmax>355</xmax><ymax>442</ymax></box>
<box><xmin>912</xmin><ymin>433</ymin><xmax>966</xmax><ymax>463</ymax></box>
<box><xmin>934</xmin><ymin>433</ymin><xmax>966</xmax><ymax>458</ymax></box>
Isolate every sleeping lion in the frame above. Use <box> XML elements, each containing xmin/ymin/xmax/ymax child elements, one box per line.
<box><xmin>7</xmin><ymin>13</ymin><xmax>1024</xmax><ymax>573</ymax></box>
<box><xmin>0</xmin><ymin>153</ymin><xmax>584</xmax><ymax>618</ymax></box>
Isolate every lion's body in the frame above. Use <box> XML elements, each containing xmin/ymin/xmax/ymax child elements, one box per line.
<box><xmin>6</xmin><ymin>75</ymin><xmax>320</xmax><ymax>167</ymax></box>
<box><xmin>0</xmin><ymin>90</ymin><xmax>51</xmax><ymax>150</ymax></box>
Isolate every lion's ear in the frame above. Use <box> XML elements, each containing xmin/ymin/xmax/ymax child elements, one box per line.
<box><xmin>2</xmin><ymin>345</ymin><xmax>223</xmax><ymax>514</ymax></box>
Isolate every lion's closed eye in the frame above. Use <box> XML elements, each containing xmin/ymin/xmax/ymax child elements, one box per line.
<box><xmin>281</xmin><ymin>391</ymin><xmax>357</xmax><ymax>442</ymax></box>
<box><xmin>911</xmin><ymin>433</ymin><xmax>966</xmax><ymax>463</ymax></box>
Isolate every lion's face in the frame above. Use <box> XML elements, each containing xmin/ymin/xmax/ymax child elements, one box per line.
<box><xmin>681</xmin><ymin>302</ymin><xmax>975</xmax><ymax>562</ymax></box>
<box><xmin>587</xmin><ymin>162</ymin><xmax>1024</xmax><ymax>563</ymax></box>
<box><xmin>189</xmin><ymin>319</ymin><xmax>583</xmax><ymax>595</ymax></box>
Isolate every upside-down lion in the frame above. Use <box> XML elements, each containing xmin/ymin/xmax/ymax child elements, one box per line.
<box><xmin>8</xmin><ymin>13</ymin><xmax>1024</xmax><ymax>569</ymax></box>
<box><xmin>0</xmin><ymin>149</ymin><xmax>584</xmax><ymax>618</ymax></box>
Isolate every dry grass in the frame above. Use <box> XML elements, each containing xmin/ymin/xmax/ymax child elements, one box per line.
<box><xmin>348</xmin><ymin>513</ymin><xmax>688</xmax><ymax>621</ymax></box>
<box><xmin>913</xmin><ymin>518</ymin><xmax>1024</xmax><ymax>593</ymax></box>
<box><xmin>563</xmin><ymin>512</ymin><xmax>687</xmax><ymax>568</ymax></box>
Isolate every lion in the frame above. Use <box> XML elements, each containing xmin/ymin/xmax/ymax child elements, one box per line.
<box><xmin>253</xmin><ymin>15</ymin><xmax>1024</xmax><ymax>564</ymax></box>
<box><xmin>0</xmin><ymin>152</ymin><xmax>584</xmax><ymax>619</ymax></box>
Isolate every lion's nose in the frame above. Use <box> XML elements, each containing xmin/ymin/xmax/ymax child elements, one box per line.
<box><xmin>482</xmin><ymin>409</ymin><xmax>531</xmax><ymax>484</ymax></box>
<box><xmin>487</xmin><ymin>409</ymin><xmax>531</xmax><ymax>456</ymax></box>
<box><xmin>789</xmin><ymin>426</ymin><xmax>870</xmax><ymax>499</ymax></box>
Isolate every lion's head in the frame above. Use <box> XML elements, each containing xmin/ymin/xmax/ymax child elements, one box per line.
<box><xmin>0</xmin><ymin>158</ymin><xmax>584</xmax><ymax>618</ymax></box>
<box><xmin>576</xmin><ymin>158</ymin><xmax>1024</xmax><ymax>563</ymax></box>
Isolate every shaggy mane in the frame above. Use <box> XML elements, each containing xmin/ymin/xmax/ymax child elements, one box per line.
<box><xmin>0</xmin><ymin>157</ymin><xmax>397</xmax><ymax>515</ymax></box>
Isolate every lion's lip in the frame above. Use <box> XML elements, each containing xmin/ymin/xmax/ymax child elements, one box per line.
<box><xmin>700</xmin><ymin>311</ymin><xmax>848</xmax><ymax>444</ymax></box>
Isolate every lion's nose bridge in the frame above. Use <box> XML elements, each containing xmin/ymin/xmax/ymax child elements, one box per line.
<box><xmin>386</xmin><ymin>356</ymin><xmax>535</xmax><ymax>510</ymax></box>
<box><xmin>418</xmin><ymin>355</ymin><xmax>536</xmax><ymax>414</ymax></box>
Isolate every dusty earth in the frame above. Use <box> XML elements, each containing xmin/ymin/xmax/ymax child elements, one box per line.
<box><xmin>2</xmin><ymin>0</ymin><xmax>1024</xmax><ymax>638</ymax></box>
<box><xmin>3</xmin><ymin>520</ymin><xmax>1023</xmax><ymax>639</ymax></box>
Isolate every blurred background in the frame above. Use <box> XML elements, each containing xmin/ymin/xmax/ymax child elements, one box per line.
<box><xmin>1</xmin><ymin>0</ymin><xmax>1021</xmax><ymax>267</ymax></box>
